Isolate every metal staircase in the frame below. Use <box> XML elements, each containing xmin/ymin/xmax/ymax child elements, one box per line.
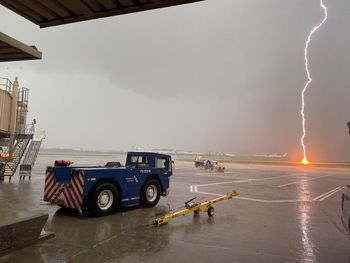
<box><xmin>19</xmin><ymin>140</ymin><xmax>42</xmax><ymax>180</ymax></box>
<box><xmin>0</xmin><ymin>135</ymin><xmax>32</xmax><ymax>181</ymax></box>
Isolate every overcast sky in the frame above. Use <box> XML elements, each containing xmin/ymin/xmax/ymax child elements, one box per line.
<box><xmin>0</xmin><ymin>0</ymin><xmax>350</xmax><ymax>162</ymax></box>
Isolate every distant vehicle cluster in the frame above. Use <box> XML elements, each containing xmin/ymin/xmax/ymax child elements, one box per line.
<box><xmin>194</xmin><ymin>156</ymin><xmax>225</xmax><ymax>172</ymax></box>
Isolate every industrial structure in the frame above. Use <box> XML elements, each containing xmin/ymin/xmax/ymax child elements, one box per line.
<box><xmin>0</xmin><ymin>77</ymin><xmax>42</xmax><ymax>181</ymax></box>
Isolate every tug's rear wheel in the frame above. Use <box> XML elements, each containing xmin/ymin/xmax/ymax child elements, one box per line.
<box><xmin>89</xmin><ymin>182</ymin><xmax>119</xmax><ymax>216</ymax></box>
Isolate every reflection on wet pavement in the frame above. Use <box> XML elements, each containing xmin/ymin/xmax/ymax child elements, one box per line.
<box><xmin>297</xmin><ymin>174</ymin><xmax>315</xmax><ymax>262</ymax></box>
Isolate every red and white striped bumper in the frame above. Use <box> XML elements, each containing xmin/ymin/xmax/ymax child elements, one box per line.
<box><xmin>44</xmin><ymin>167</ymin><xmax>85</xmax><ymax>210</ymax></box>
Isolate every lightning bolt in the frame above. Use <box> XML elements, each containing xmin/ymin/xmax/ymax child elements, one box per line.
<box><xmin>300</xmin><ymin>0</ymin><xmax>328</xmax><ymax>165</ymax></box>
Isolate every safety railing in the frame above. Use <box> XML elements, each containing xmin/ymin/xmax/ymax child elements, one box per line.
<box><xmin>18</xmin><ymin>87</ymin><xmax>29</xmax><ymax>104</ymax></box>
<box><xmin>25</xmin><ymin>119</ymin><xmax>36</xmax><ymax>135</ymax></box>
<box><xmin>0</xmin><ymin>77</ymin><xmax>12</xmax><ymax>94</ymax></box>
<box><xmin>16</xmin><ymin>88</ymin><xmax>30</xmax><ymax>135</ymax></box>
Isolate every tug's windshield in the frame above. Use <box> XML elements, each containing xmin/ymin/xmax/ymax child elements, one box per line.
<box><xmin>126</xmin><ymin>155</ymin><xmax>149</xmax><ymax>168</ymax></box>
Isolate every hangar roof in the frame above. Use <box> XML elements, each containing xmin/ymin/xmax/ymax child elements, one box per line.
<box><xmin>0</xmin><ymin>0</ymin><xmax>203</xmax><ymax>28</ymax></box>
<box><xmin>0</xmin><ymin>32</ymin><xmax>42</xmax><ymax>62</ymax></box>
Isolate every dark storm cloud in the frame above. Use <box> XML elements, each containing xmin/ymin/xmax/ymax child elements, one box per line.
<box><xmin>0</xmin><ymin>0</ymin><xmax>350</xmax><ymax>161</ymax></box>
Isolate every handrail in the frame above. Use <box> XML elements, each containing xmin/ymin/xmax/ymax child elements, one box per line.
<box><xmin>26</xmin><ymin>119</ymin><xmax>36</xmax><ymax>135</ymax></box>
<box><xmin>15</xmin><ymin>88</ymin><xmax>30</xmax><ymax>135</ymax></box>
<box><xmin>0</xmin><ymin>136</ymin><xmax>33</xmax><ymax>178</ymax></box>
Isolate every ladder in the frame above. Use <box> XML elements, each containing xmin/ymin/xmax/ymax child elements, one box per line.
<box><xmin>19</xmin><ymin>140</ymin><xmax>42</xmax><ymax>180</ymax></box>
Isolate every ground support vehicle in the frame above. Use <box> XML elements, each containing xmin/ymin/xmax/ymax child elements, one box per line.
<box><xmin>194</xmin><ymin>158</ymin><xmax>225</xmax><ymax>172</ymax></box>
<box><xmin>153</xmin><ymin>191</ymin><xmax>237</xmax><ymax>226</ymax></box>
<box><xmin>44</xmin><ymin>152</ymin><xmax>172</xmax><ymax>216</ymax></box>
<box><xmin>194</xmin><ymin>160</ymin><xmax>205</xmax><ymax>168</ymax></box>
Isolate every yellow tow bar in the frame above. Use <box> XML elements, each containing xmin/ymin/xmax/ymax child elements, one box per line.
<box><xmin>153</xmin><ymin>191</ymin><xmax>238</xmax><ymax>226</ymax></box>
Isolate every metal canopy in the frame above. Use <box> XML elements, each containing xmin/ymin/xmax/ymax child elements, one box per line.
<box><xmin>0</xmin><ymin>32</ymin><xmax>42</xmax><ymax>62</ymax></box>
<box><xmin>0</xmin><ymin>0</ymin><xmax>204</xmax><ymax>28</ymax></box>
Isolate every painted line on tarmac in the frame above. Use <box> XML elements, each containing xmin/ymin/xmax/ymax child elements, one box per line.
<box><xmin>190</xmin><ymin>177</ymin><xmax>344</xmax><ymax>203</ymax></box>
<box><xmin>190</xmin><ymin>186</ymin><xmax>312</xmax><ymax>203</ymax></box>
<box><xmin>277</xmin><ymin>174</ymin><xmax>330</xmax><ymax>188</ymax></box>
<box><xmin>235</xmin><ymin>197</ymin><xmax>312</xmax><ymax>203</ymax></box>
<box><xmin>190</xmin><ymin>186</ymin><xmax>221</xmax><ymax>196</ymax></box>
<box><xmin>191</xmin><ymin>174</ymin><xmax>295</xmax><ymax>189</ymax></box>
<box><xmin>191</xmin><ymin>179</ymin><xmax>252</xmax><ymax>188</ymax></box>
<box><xmin>313</xmin><ymin>186</ymin><xmax>344</xmax><ymax>201</ymax></box>
<box><xmin>193</xmin><ymin>173</ymin><xmax>244</xmax><ymax>179</ymax></box>
<box><xmin>194</xmin><ymin>171</ymin><xmax>235</xmax><ymax>176</ymax></box>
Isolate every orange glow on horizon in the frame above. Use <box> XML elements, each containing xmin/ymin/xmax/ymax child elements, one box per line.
<box><xmin>301</xmin><ymin>157</ymin><xmax>310</xmax><ymax>165</ymax></box>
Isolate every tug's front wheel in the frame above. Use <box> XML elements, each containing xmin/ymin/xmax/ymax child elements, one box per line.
<box><xmin>140</xmin><ymin>179</ymin><xmax>161</xmax><ymax>207</ymax></box>
<box><xmin>89</xmin><ymin>182</ymin><xmax>119</xmax><ymax>216</ymax></box>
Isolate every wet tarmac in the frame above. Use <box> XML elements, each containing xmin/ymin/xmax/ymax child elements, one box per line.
<box><xmin>1</xmin><ymin>153</ymin><xmax>350</xmax><ymax>262</ymax></box>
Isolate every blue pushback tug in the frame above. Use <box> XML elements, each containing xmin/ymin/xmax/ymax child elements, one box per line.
<box><xmin>44</xmin><ymin>152</ymin><xmax>173</xmax><ymax>216</ymax></box>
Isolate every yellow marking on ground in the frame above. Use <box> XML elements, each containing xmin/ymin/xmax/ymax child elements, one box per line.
<box><xmin>277</xmin><ymin>174</ymin><xmax>330</xmax><ymax>188</ymax></box>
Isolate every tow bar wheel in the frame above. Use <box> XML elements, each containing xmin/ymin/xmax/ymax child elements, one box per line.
<box><xmin>89</xmin><ymin>182</ymin><xmax>119</xmax><ymax>216</ymax></box>
<box><xmin>207</xmin><ymin>206</ymin><xmax>214</xmax><ymax>217</ymax></box>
